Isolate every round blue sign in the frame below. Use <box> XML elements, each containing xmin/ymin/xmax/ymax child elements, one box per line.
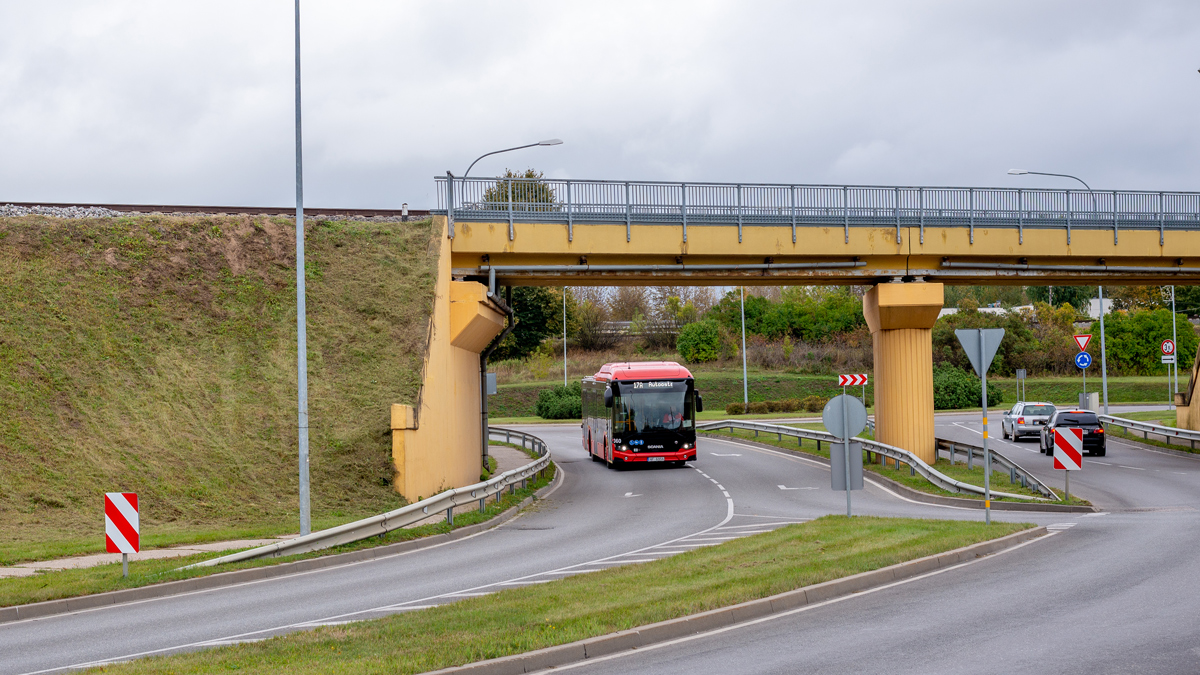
<box><xmin>1075</xmin><ymin>352</ymin><xmax>1092</xmax><ymax>369</ymax></box>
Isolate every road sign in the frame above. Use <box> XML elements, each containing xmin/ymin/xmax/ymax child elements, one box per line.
<box><xmin>1163</xmin><ymin>355</ymin><xmax>1177</xmax><ymax>365</ymax></box>
<box><xmin>1073</xmin><ymin>334</ymin><xmax>1092</xmax><ymax>352</ymax></box>
<box><xmin>822</xmin><ymin>394</ymin><xmax>867</xmax><ymax>439</ymax></box>
<box><xmin>956</xmin><ymin>328</ymin><xmax>1006</xmax><ymax>378</ymax></box>
<box><xmin>838</xmin><ymin>373</ymin><xmax>868</xmax><ymax>386</ymax></box>
<box><xmin>830</xmin><ymin>441</ymin><xmax>863</xmax><ymax>491</ymax></box>
<box><xmin>1075</xmin><ymin>352</ymin><xmax>1092</xmax><ymax>369</ymax></box>
<box><xmin>1053</xmin><ymin>428</ymin><xmax>1083</xmax><ymax>471</ymax></box>
<box><xmin>105</xmin><ymin>492</ymin><xmax>139</xmax><ymax>554</ymax></box>
<box><xmin>1016</xmin><ymin>368</ymin><xmax>1027</xmax><ymax>379</ymax></box>
<box><xmin>1162</xmin><ymin>339</ymin><xmax>1176</xmax><ymax>356</ymax></box>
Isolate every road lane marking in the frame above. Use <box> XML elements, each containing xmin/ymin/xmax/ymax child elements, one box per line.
<box><xmin>778</xmin><ymin>485</ymin><xmax>817</xmax><ymax>490</ymax></box>
<box><xmin>710</xmin><ymin>453</ymin><xmax>742</xmax><ymax>457</ymax></box>
<box><xmin>1117</xmin><ymin>465</ymin><xmax>1145</xmax><ymax>470</ymax></box>
<box><xmin>1091</xmin><ymin>461</ymin><xmax>1112</xmax><ymax>465</ymax></box>
<box><xmin>623</xmin><ymin>492</ymin><xmax>642</xmax><ymax>498</ymax></box>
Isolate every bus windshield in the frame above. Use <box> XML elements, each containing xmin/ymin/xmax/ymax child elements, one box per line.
<box><xmin>614</xmin><ymin>382</ymin><xmax>692</xmax><ymax>433</ymax></box>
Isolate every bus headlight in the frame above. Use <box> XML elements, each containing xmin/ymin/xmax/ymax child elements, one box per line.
<box><xmin>621</xmin><ymin>445</ymin><xmax>629</xmax><ymax>452</ymax></box>
<box><xmin>682</xmin><ymin>443</ymin><xmax>692</xmax><ymax>449</ymax></box>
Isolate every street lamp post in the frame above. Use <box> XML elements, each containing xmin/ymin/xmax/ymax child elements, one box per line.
<box><xmin>740</xmin><ymin>287</ymin><xmax>748</xmax><ymax>406</ymax></box>
<box><xmin>463</xmin><ymin>139</ymin><xmax>563</xmax><ymax>178</ymax></box>
<box><xmin>1008</xmin><ymin>169</ymin><xmax>1110</xmax><ymax>414</ymax></box>
<box><xmin>293</xmin><ymin>0</ymin><xmax>311</xmax><ymax>536</ymax></box>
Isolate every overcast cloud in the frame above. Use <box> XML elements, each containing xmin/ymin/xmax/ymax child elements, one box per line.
<box><xmin>2</xmin><ymin>1</ymin><xmax>1198</xmax><ymax>209</ymax></box>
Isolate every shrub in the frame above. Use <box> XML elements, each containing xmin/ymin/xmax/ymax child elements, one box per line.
<box><xmin>535</xmin><ymin>382</ymin><xmax>582</xmax><ymax>419</ymax></box>
<box><xmin>800</xmin><ymin>395</ymin><xmax>829</xmax><ymax>412</ymax></box>
<box><xmin>725</xmin><ymin>402</ymin><xmax>746</xmax><ymax>415</ymax></box>
<box><xmin>932</xmin><ymin>364</ymin><xmax>1004</xmax><ymax>410</ymax></box>
<box><xmin>747</xmin><ymin>401</ymin><xmax>770</xmax><ymax>414</ymax></box>
<box><xmin>677</xmin><ymin>319</ymin><xmax>724</xmax><ymax>363</ymax></box>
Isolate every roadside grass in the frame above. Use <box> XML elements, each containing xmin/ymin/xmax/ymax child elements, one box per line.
<box><xmin>704</xmin><ymin>428</ymin><xmax>1090</xmax><ymax>505</ymax></box>
<box><xmin>94</xmin><ymin>516</ymin><xmax>1031</xmax><ymax>675</ymax></box>
<box><xmin>0</xmin><ymin>468</ymin><xmax>555</xmax><ymax>609</ymax></box>
<box><xmin>0</xmin><ymin>216</ymin><xmax>438</xmax><ymax>564</ymax></box>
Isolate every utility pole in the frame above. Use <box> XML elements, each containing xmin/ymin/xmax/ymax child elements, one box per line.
<box><xmin>740</xmin><ymin>286</ymin><xmax>748</xmax><ymax>405</ymax></box>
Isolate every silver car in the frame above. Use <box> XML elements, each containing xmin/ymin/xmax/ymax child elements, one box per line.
<box><xmin>1002</xmin><ymin>402</ymin><xmax>1056</xmax><ymax>441</ymax></box>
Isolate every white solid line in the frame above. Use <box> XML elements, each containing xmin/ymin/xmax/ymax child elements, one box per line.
<box><xmin>1091</xmin><ymin>461</ymin><xmax>1112</xmax><ymax>465</ymax></box>
<box><xmin>1117</xmin><ymin>465</ymin><xmax>1146</xmax><ymax>470</ymax></box>
<box><xmin>535</xmin><ymin>532</ymin><xmax>1061</xmax><ymax>674</ymax></box>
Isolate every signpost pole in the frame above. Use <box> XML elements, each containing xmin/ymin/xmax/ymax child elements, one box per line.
<box><xmin>1065</xmin><ymin>469</ymin><xmax>1070</xmax><ymax>502</ymax></box>
<box><xmin>842</xmin><ymin>391</ymin><xmax>851</xmax><ymax>517</ymax></box>
<box><xmin>1099</xmin><ymin>286</ymin><xmax>1110</xmax><ymax>415</ymax></box>
<box><xmin>1172</xmin><ymin>286</ymin><xmax>1179</xmax><ymax>395</ymax></box>
<box><xmin>122</xmin><ymin>553</ymin><xmax>128</xmax><ymax>579</ymax></box>
<box><xmin>981</xmin><ymin>332</ymin><xmax>991</xmax><ymax>526</ymax></box>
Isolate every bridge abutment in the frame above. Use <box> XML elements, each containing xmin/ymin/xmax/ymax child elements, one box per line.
<box><xmin>863</xmin><ymin>281</ymin><xmax>944</xmax><ymax>465</ymax></box>
<box><xmin>390</xmin><ymin>217</ymin><xmax>507</xmax><ymax>500</ymax></box>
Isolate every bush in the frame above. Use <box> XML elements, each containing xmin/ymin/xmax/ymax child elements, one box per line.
<box><xmin>725</xmin><ymin>402</ymin><xmax>746</xmax><ymax>415</ymax></box>
<box><xmin>780</xmin><ymin>398</ymin><xmax>801</xmax><ymax>413</ymax></box>
<box><xmin>677</xmin><ymin>319</ymin><xmax>724</xmax><ymax>363</ymax></box>
<box><xmin>932</xmin><ymin>364</ymin><xmax>1004</xmax><ymax>410</ymax></box>
<box><xmin>534</xmin><ymin>382</ymin><xmax>582</xmax><ymax>419</ymax></box>
<box><xmin>800</xmin><ymin>395</ymin><xmax>829</xmax><ymax>412</ymax></box>
<box><xmin>747</xmin><ymin>401</ymin><xmax>770</xmax><ymax>414</ymax></box>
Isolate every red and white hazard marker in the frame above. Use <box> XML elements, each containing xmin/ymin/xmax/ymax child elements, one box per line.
<box><xmin>838</xmin><ymin>373</ymin><xmax>868</xmax><ymax>386</ymax></box>
<box><xmin>1053</xmin><ymin>428</ymin><xmax>1083</xmax><ymax>471</ymax></box>
<box><xmin>105</xmin><ymin>492</ymin><xmax>139</xmax><ymax>554</ymax></box>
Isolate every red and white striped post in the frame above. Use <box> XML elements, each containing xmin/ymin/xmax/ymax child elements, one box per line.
<box><xmin>105</xmin><ymin>492</ymin><xmax>139</xmax><ymax>577</ymax></box>
<box><xmin>1053</xmin><ymin>428</ymin><xmax>1083</xmax><ymax>501</ymax></box>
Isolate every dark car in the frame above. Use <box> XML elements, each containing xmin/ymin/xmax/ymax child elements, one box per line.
<box><xmin>1040</xmin><ymin>409</ymin><xmax>1106</xmax><ymax>457</ymax></box>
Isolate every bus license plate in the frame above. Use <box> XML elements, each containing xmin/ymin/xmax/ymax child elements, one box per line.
<box><xmin>647</xmin><ymin>457</ymin><xmax>665</xmax><ymax>462</ymax></box>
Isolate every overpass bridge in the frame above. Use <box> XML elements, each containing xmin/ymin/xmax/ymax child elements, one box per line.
<box><xmin>439</xmin><ymin>176</ymin><xmax>1200</xmax><ymax>287</ymax></box>
<box><xmin>391</xmin><ymin>176</ymin><xmax>1200</xmax><ymax>501</ymax></box>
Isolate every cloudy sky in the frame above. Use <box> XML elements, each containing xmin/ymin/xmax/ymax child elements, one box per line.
<box><xmin>2</xmin><ymin>1</ymin><xmax>1198</xmax><ymax>209</ymax></box>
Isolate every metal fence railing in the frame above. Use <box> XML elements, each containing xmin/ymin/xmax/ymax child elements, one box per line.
<box><xmin>184</xmin><ymin>428</ymin><xmax>552</xmax><ymax>568</ymax></box>
<box><xmin>934</xmin><ymin>437</ymin><xmax>1058</xmax><ymax>499</ymax></box>
<box><xmin>1099</xmin><ymin>415</ymin><xmax>1200</xmax><ymax>450</ymax></box>
<box><xmin>697</xmin><ymin>419</ymin><xmax>1046</xmax><ymax>501</ymax></box>
<box><xmin>436</xmin><ymin>176</ymin><xmax>1200</xmax><ymax>244</ymax></box>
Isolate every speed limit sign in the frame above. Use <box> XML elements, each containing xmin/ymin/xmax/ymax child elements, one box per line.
<box><xmin>1162</xmin><ymin>339</ymin><xmax>1176</xmax><ymax>356</ymax></box>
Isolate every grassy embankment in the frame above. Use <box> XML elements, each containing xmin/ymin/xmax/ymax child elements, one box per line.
<box><xmin>0</xmin><ymin>469</ymin><xmax>553</xmax><ymax>609</ymax></box>
<box><xmin>708</xmin><ymin>426</ymin><xmax>1091</xmax><ymax>506</ymax></box>
<box><xmin>94</xmin><ymin>516</ymin><xmax>1030</xmax><ymax>675</ymax></box>
<box><xmin>490</xmin><ymin>372</ymin><xmax>1183</xmax><ymax>422</ymax></box>
<box><xmin>0</xmin><ymin>215</ymin><xmax>438</xmax><ymax>565</ymax></box>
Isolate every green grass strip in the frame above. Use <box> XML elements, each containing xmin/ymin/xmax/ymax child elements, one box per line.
<box><xmin>96</xmin><ymin>516</ymin><xmax>1030</xmax><ymax>675</ymax></box>
<box><xmin>0</xmin><ymin>470</ymin><xmax>555</xmax><ymax>609</ymax></box>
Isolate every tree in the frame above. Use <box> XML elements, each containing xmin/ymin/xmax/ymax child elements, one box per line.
<box><xmin>482</xmin><ymin>169</ymin><xmax>557</xmax><ymax>211</ymax></box>
<box><xmin>677</xmin><ymin>320</ymin><xmax>725</xmax><ymax>363</ymax></box>
<box><xmin>491</xmin><ymin>286</ymin><xmax>562</xmax><ymax>360</ymax></box>
<box><xmin>1025</xmin><ymin>286</ymin><xmax>1094</xmax><ymax>311</ymax></box>
<box><xmin>1107</xmin><ymin>286</ymin><xmax>1170</xmax><ymax>311</ymax></box>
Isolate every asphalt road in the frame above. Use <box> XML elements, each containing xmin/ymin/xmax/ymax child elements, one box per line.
<box><xmin>2</xmin><ymin>410</ymin><xmax>1195</xmax><ymax>674</ymax></box>
<box><xmin>555</xmin><ymin>410</ymin><xmax>1200</xmax><ymax>675</ymax></box>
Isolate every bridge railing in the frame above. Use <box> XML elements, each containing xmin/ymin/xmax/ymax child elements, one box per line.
<box><xmin>183</xmin><ymin>427</ymin><xmax>552</xmax><ymax>568</ymax></box>
<box><xmin>697</xmin><ymin>419</ymin><xmax>1046</xmax><ymax>501</ymax></box>
<box><xmin>436</xmin><ymin>176</ymin><xmax>1200</xmax><ymax>243</ymax></box>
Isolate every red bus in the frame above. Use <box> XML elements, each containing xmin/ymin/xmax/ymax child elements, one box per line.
<box><xmin>582</xmin><ymin>361</ymin><xmax>704</xmax><ymax>468</ymax></box>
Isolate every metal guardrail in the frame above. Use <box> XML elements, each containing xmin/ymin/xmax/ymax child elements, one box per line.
<box><xmin>697</xmin><ymin>419</ymin><xmax>1045</xmax><ymax>502</ymax></box>
<box><xmin>1099</xmin><ymin>414</ymin><xmax>1200</xmax><ymax>450</ymax></box>
<box><xmin>184</xmin><ymin>427</ymin><xmax>552</xmax><ymax>568</ymax></box>
<box><xmin>437</xmin><ymin>176</ymin><xmax>1200</xmax><ymax>244</ymax></box>
<box><xmin>934</xmin><ymin>437</ymin><xmax>1057</xmax><ymax>499</ymax></box>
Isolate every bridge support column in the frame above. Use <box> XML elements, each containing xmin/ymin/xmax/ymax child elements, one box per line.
<box><xmin>863</xmin><ymin>281</ymin><xmax>944</xmax><ymax>465</ymax></box>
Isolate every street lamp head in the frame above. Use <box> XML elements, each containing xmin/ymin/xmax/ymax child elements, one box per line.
<box><xmin>1007</xmin><ymin>169</ymin><xmax>1028</xmax><ymax>175</ymax></box>
<box><xmin>538</xmin><ymin>139</ymin><xmax>563</xmax><ymax>146</ymax></box>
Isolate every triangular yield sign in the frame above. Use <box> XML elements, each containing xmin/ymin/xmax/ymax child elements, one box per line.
<box><xmin>1073</xmin><ymin>334</ymin><xmax>1091</xmax><ymax>352</ymax></box>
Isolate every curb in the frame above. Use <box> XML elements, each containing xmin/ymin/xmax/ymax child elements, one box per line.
<box><xmin>0</xmin><ymin>465</ymin><xmax>562</xmax><ymax>625</ymax></box>
<box><xmin>699</xmin><ymin>432</ymin><xmax>1096</xmax><ymax>513</ymax></box>
<box><xmin>426</xmin><ymin>525</ymin><xmax>1049</xmax><ymax>675</ymax></box>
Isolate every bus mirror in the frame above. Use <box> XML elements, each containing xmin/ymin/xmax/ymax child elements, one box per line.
<box><xmin>696</xmin><ymin>394</ymin><xmax>704</xmax><ymax>413</ymax></box>
<box><xmin>604</xmin><ymin>387</ymin><xmax>613</xmax><ymax>408</ymax></box>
